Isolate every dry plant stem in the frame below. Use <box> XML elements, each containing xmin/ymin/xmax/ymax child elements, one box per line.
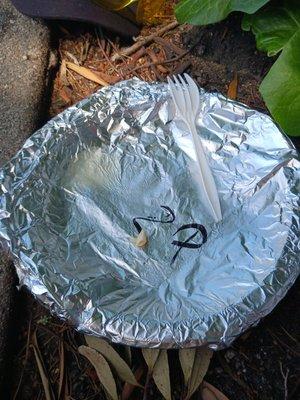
<box><xmin>279</xmin><ymin>362</ymin><xmax>289</xmax><ymax>400</ymax></box>
<box><xmin>95</xmin><ymin>31</ymin><xmax>123</xmax><ymax>78</ymax></box>
<box><xmin>13</xmin><ymin>317</ymin><xmax>32</xmax><ymax>400</ymax></box>
<box><xmin>112</xmin><ymin>21</ymin><xmax>179</xmax><ymax>61</ymax></box>
<box><xmin>58</xmin><ymin>340</ymin><xmax>65</xmax><ymax>400</ymax></box>
<box><xmin>129</xmin><ymin>49</ymin><xmax>190</xmax><ymax>73</ymax></box>
<box><xmin>31</xmin><ymin>336</ymin><xmax>54</xmax><ymax>400</ymax></box>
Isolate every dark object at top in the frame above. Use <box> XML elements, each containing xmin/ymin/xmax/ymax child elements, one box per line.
<box><xmin>11</xmin><ymin>0</ymin><xmax>139</xmax><ymax>37</ymax></box>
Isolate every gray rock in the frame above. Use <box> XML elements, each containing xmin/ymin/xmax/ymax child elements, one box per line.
<box><xmin>0</xmin><ymin>0</ymin><xmax>50</xmax><ymax>394</ymax></box>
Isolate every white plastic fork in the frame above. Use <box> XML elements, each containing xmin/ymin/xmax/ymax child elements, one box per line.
<box><xmin>167</xmin><ymin>74</ymin><xmax>222</xmax><ymax>222</ymax></box>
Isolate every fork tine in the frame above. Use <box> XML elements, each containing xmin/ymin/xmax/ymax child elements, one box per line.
<box><xmin>168</xmin><ymin>75</ymin><xmax>186</xmax><ymax>116</ymax></box>
<box><xmin>178</xmin><ymin>74</ymin><xmax>192</xmax><ymax>112</ymax></box>
<box><xmin>184</xmin><ymin>73</ymin><xmax>200</xmax><ymax>112</ymax></box>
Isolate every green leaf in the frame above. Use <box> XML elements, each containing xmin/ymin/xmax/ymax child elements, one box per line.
<box><xmin>84</xmin><ymin>335</ymin><xmax>140</xmax><ymax>386</ymax></box>
<box><xmin>179</xmin><ymin>348</ymin><xmax>196</xmax><ymax>385</ymax></box>
<box><xmin>242</xmin><ymin>0</ymin><xmax>300</xmax><ymax>56</ymax></box>
<box><xmin>152</xmin><ymin>350</ymin><xmax>171</xmax><ymax>400</ymax></box>
<box><xmin>78</xmin><ymin>345</ymin><xmax>118</xmax><ymax>400</ymax></box>
<box><xmin>175</xmin><ymin>0</ymin><xmax>270</xmax><ymax>25</ymax></box>
<box><xmin>142</xmin><ymin>348</ymin><xmax>160</xmax><ymax>372</ymax></box>
<box><xmin>260</xmin><ymin>29</ymin><xmax>300</xmax><ymax>136</ymax></box>
<box><xmin>186</xmin><ymin>347</ymin><xmax>213</xmax><ymax>400</ymax></box>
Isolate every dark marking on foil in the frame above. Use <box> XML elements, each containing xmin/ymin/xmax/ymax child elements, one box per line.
<box><xmin>171</xmin><ymin>223</ymin><xmax>208</xmax><ymax>264</ymax></box>
<box><xmin>133</xmin><ymin>205</ymin><xmax>175</xmax><ymax>233</ymax></box>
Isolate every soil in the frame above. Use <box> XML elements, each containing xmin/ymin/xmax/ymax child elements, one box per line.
<box><xmin>8</xmin><ymin>14</ymin><xmax>300</xmax><ymax>400</ymax></box>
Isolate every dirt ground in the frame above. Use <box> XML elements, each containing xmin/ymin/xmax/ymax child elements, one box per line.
<box><xmin>8</xmin><ymin>15</ymin><xmax>300</xmax><ymax>400</ymax></box>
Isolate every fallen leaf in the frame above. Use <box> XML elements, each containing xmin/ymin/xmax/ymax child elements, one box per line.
<box><xmin>142</xmin><ymin>348</ymin><xmax>160</xmax><ymax>372</ymax></box>
<box><xmin>203</xmin><ymin>381</ymin><xmax>230</xmax><ymax>400</ymax></box>
<box><xmin>132</xmin><ymin>229</ymin><xmax>148</xmax><ymax>248</ymax></box>
<box><xmin>152</xmin><ymin>350</ymin><xmax>171</xmax><ymax>400</ymax></box>
<box><xmin>121</xmin><ymin>365</ymin><xmax>145</xmax><ymax>400</ymax></box>
<box><xmin>65</xmin><ymin>62</ymin><xmax>109</xmax><ymax>86</ymax></box>
<box><xmin>186</xmin><ymin>347</ymin><xmax>213</xmax><ymax>400</ymax></box>
<box><xmin>85</xmin><ymin>336</ymin><xmax>139</xmax><ymax>386</ymax></box>
<box><xmin>78</xmin><ymin>345</ymin><xmax>118</xmax><ymax>400</ymax></box>
<box><xmin>201</xmin><ymin>387</ymin><xmax>218</xmax><ymax>400</ymax></box>
<box><xmin>31</xmin><ymin>333</ymin><xmax>54</xmax><ymax>400</ymax></box>
<box><xmin>179</xmin><ymin>348</ymin><xmax>196</xmax><ymax>385</ymax></box>
<box><xmin>227</xmin><ymin>72</ymin><xmax>238</xmax><ymax>100</ymax></box>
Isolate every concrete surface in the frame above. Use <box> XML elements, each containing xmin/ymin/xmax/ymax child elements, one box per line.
<box><xmin>0</xmin><ymin>0</ymin><xmax>50</xmax><ymax>393</ymax></box>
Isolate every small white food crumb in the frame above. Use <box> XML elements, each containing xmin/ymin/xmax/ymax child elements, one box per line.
<box><xmin>132</xmin><ymin>229</ymin><xmax>148</xmax><ymax>248</ymax></box>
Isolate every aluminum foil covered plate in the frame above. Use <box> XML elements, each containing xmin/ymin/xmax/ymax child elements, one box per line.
<box><xmin>0</xmin><ymin>79</ymin><xmax>299</xmax><ymax>348</ymax></box>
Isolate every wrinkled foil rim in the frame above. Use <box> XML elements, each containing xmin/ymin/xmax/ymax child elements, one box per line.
<box><xmin>0</xmin><ymin>79</ymin><xmax>299</xmax><ymax>349</ymax></box>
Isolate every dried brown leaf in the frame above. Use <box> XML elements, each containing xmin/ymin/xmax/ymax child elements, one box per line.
<box><xmin>179</xmin><ymin>348</ymin><xmax>196</xmax><ymax>385</ymax></box>
<box><xmin>142</xmin><ymin>348</ymin><xmax>160</xmax><ymax>372</ymax></box>
<box><xmin>132</xmin><ymin>229</ymin><xmax>148</xmax><ymax>248</ymax></box>
<box><xmin>186</xmin><ymin>347</ymin><xmax>213</xmax><ymax>400</ymax></box>
<box><xmin>85</xmin><ymin>336</ymin><xmax>139</xmax><ymax>386</ymax></box>
<box><xmin>203</xmin><ymin>381</ymin><xmax>230</xmax><ymax>400</ymax></box>
<box><xmin>227</xmin><ymin>72</ymin><xmax>238</xmax><ymax>100</ymax></box>
<box><xmin>78</xmin><ymin>345</ymin><xmax>118</xmax><ymax>400</ymax></box>
<box><xmin>152</xmin><ymin>350</ymin><xmax>171</xmax><ymax>400</ymax></box>
<box><xmin>201</xmin><ymin>387</ymin><xmax>218</xmax><ymax>400</ymax></box>
<box><xmin>65</xmin><ymin>62</ymin><xmax>109</xmax><ymax>86</ymax></box>
<box><xmin>121</xmin><ymin>365</ymin><xmax>145</xmax><ymax>400</ymax></box>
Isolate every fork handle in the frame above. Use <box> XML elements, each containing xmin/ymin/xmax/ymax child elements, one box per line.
<box><xmin>189</xmin><ymin>123</ymin><xmax>222</xmax><ymax>222</ymax></box>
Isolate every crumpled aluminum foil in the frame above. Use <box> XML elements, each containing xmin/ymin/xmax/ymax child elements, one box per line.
<box><xmin>0</xmin><ymin>79</ymin><xmax>299</xmax><ymax>349</ymax></box>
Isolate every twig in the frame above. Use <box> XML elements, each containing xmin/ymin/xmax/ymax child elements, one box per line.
<box><xmin>95</xmin><ymin>30</ymin><xmax>123</xmax><ymax>78</ymax></box>
<box><xmin>153</xmin><ymin>36</ymin><xmax>185</xmax><ymax>56</ymax></box>
<box><xmin>128</xmin><ymin>48</ymin><xmax>190</xmax><ymax>73</ymax></box>
<box><xmin>13</xmin><ymin>317</ymin><xmax>32</xmax><ymax>400</ymax></box>
<box><xmin>279</xmin><ymin>362</ymin><xmax>289</xmax><ymax>400</ymax></box>
<box><xmin>172</xmin><ymin>60</ymin><xmax>191</xmax><ymax>75</ymax></box>
<box><xmin>280</xmin><ymin>326</ymin><xmax>299</xmax><ymax>345</ymax></box>
<box><xmin>112</xmin><ymin>21</ymin><xmax>179</xmax><ymax>61</ymax></box>
<box><xmin>32</xmin><ymin>332</ymin><xmax>54</xmax><ymax>400</ymax></box>
<box><xmin>58</xmin><ymin>339</ymin><xmax>65</xmax><ymax>400</ymax></box>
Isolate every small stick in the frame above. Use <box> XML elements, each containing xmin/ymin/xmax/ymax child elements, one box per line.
<box><xmin>112</xmin><ymin>21</ymin><xmax>179</xmax><ymax>61</ymax></box>
<box><xmin>128</xmin><ymin>48</ymin><xmax>190</xmax><ymax>73</ymax></box>
<box><xmin>279</xmin><ymin>362</ymin><xmax>289</xmax><ymax>400</ymax></box>
<box><xmin>13</xmin><ymin>318</ymin><xmax>32</xmax><ymax>400</ymax></box>
<box><xmin>153</xmin><ymin>36</ymin><xmax>185</xmax><ymax>56</ymax></box>
<box><xmin>172</xmin><ymin>60</ymin><xmax>191</xmax><ymax>75</ymax></box>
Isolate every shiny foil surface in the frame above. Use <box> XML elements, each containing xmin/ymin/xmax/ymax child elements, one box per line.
<box><xmin>0</xmin><ymin>79</ymin><xmax>299</xmax><ymax>348</ymax></box>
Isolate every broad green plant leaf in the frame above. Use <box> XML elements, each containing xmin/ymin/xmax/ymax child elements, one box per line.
<box><xmin>152</xmin><ymin>350</ymin><xmax>171</xmax><ymax>400</ymax></box>
<box><xmin>78</xmin><ymin>345</ymin><xmax>118</xmax><ymax>400</ymax></box>
<box><xmin>185</xmin><ymin>347</ymin><xmax>213</xmax><ymax>400</ymax></box>
<box><xmin>242</xmin><ymin>0</ymin><xmax>300</xmax><ymax>56</ymax></box>
<box><xmin>175</xmin><ymin>0</ymin><xmax>270</xmax><ymax>25</ymax></box>
<box><xmin>179</xmin><ymin>348</ymin><xmax>196</xmax><ymax>385</ymax></box>
<box><xmin>142</xmin><ymin>348</ymin><xmax>160</xmax><ymax>372</ymax></box>
<box><xmin>85</xmin><ymin>335</ymin><xmax>139</xmax><ymax>386</ymax></box>
<box><xmin>242</xmin><ymin>0</ymin><xmax>300</xmax><ymax>136</ymax></box>
<box><xmin>260</xmin><ymin>29</ymin><xmax>300</xmax><ymax>136</ymax></box>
